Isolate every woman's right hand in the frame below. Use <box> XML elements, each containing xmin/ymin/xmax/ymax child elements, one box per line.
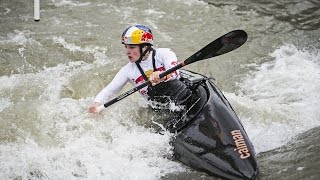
<box><xmin>89</xmin><ymin>102</ymin><xmax>102</xmax><ymax>114</ymax></box>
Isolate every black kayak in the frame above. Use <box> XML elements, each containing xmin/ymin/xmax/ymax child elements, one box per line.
<box><xmin>169</xmin><ymin>69</ymin><xmax>258</xmax><ymax>180</ymax></box>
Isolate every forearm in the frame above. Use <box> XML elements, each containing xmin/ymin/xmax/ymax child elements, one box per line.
<box><xmin>94</xmin><ymin>67</ymin><xmax>128</xmax><ymax>103</ymax></box>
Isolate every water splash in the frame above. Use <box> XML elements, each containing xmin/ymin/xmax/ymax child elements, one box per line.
<box><xmin>227</xmin><ymin>44</ymin><xmax>320</xmax><ymax>152</ymax></box>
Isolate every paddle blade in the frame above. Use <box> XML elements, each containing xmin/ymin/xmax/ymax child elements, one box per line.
<box><xmin>184</xmin><ymin>30</ymin><xmax>247</xmax><ymax>65</ymax></box>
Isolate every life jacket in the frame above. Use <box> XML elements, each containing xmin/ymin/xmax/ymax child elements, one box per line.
<box><xmin>135</xmin><ymin>49</ymin><xmax>192</xmax><ymax>106</ymax></box>
<box><xmin>136</xmin><ymin>49</ymin><xmax>206</xmax><ymax>132</ymax></box>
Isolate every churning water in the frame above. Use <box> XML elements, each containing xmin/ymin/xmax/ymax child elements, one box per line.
<box><xmin>1</xmin><ymin>0</ymin><xmax>319</xmax><ymax>179</ymax></box>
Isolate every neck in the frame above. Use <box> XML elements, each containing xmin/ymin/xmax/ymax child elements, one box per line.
<box><xmin>141</xmin><ymin>51</ymin><xmax>150</xmax><ymax>61</ymax></box>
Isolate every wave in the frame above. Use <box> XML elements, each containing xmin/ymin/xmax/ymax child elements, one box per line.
<box><xmin>227</xmin><ymin>44</ymin><xmax>320</xmax><ymax>153</ymax></box>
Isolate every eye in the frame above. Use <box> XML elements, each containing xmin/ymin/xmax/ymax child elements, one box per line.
<box><xmin>129</xmin><ymin>45</ymin><xmax>138</xmax><ymax>49</ymax></box>
<box><xmin>124</xmin><ymin>45</ymin><xmax>139</xmax><ymax>50</ymax></box>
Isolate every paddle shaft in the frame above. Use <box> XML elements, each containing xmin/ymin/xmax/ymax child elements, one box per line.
<box><xmin>97</xmin><ymin>63</ymin><xmax>183</xmax><ymax>111</ymax></box>
<box><xmin>96</xmin><ymin>30</ymin><xmax>248</xmax><ymax>112</ymax></box>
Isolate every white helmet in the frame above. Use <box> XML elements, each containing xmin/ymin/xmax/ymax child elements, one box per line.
<box><xmin>121</xmin><ymin>25</ymin><xmax>154</xmax><ymax>45</ymax></box>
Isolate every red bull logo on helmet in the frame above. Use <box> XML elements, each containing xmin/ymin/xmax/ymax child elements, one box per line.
<box><xmin>140</xmin><ymin>32</ymin><xmax>153</xmax><ymax>44</ymax></box>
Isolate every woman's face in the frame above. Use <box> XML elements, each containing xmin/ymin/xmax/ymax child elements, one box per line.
<box><xmin>125</xmin><ymin>45</ymin><xmax>141</xmax><ymax>63</ymax></box>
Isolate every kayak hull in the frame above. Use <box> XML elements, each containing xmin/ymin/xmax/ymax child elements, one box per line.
<box><xmin>173</xmin><ymin>69</ymin><xmax>258</xmax><ymax>180</ymax></box>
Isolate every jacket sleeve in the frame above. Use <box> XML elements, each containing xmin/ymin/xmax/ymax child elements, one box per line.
<box><xmin>94</xmin><ymin>66</ymin><xmax>128</xmax><ymax>104</ymax></box>
<box><xmin>160</xmin><ymin>48</ymin><xmax>180</xmax><ymax>80</ymax></box>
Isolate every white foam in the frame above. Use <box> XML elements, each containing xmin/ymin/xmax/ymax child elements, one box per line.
<box><xmin>51</xmin><ymin>0</ymin><xmax>91</xmax><ymax>7</ymax></box>
<box><xmin>4</xmin><ymin>7</ymin><xmax>11</xmax><ymax>15</ymax></box>
<box><xmin>297</xmin><ymin>167</ymin><xmax>304</xmax><ymax>171</ymax></box>
<box><xmin>172</xmin><ymin>0</ymin><xmax>208</xmax><ymax>6</ymax></box>
<box><xmin>0</xmin><ymin>50</ymin><xmax>187</xmax><ymax>178</ymax></box>
<box><xmin>0</xmin><ymin>61</ymin><xmax>90</xmax><ymax>103</ymax></box>
<box><xmin>0</xmin><ymin>97</ymin><xmax>185</xmax><ymax>180</ymax></box>
<box><xmin>0</xmin><ymin>75</ymin><xmax>17</xmax><ymax>90</ymax></box>
<box><xmin>144</xmin><ymin>9</ymin><xmax>166</xmax><ymax>16</ymax></box>
<box><xmin>0</xmin><ymin>98</ymin><xmax>12</xmax><ymax>112</ymax></box>
<box><xmin>227</xmin><ymin>44</ymin><xmax>320</xmax><ymax>153</ymax></box>
<box><xmin>0</xmin><ymin>30</ymin><xmax>28</xmax><ymax>45</ymax></box>
<box><xmin>0</xmin><ymin>30</ymin><xmax>42</xmax><ymax>57</ymax></box>
<box><xmin>53</xmin><ymin>36</ymin><xmax>109</xmax><ymax>65</ymax></box>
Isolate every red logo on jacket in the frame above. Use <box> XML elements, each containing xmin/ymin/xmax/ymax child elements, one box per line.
<box><xmin>134</xmin><ymin>67</ymin><xmax>165</xmax><ymax>84</ymax></box>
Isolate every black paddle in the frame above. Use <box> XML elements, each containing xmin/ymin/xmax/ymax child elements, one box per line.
<box><xmin>96</xmin><ymin>30</ymin><xmax>248</xmax><ymax>112</ymax></box>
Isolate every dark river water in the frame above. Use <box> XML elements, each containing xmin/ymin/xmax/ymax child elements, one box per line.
<box><xmin>1</xmin><ymin>0</ymin><xmax>319</xmax><ymax>179</ymax></box>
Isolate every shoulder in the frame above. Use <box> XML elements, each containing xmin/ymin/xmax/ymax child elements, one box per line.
<box><xmin>119</xmin><ymin>62</ymin><xmax>134</xmax><ymax>74</ymax></box>
<box><xmin>122</xmin><ymin>62</ymin><xmax>134</xmax><ymax>69</ymax></box>
<box><xmin>155</xmin><ymin>48</ymin><xmax>175</xmax><ymax>55</ymax></box>
<box><xmin>154</xmin><ymin>48</ymin><xmax>177</xmax><ymax>59</ymax></box>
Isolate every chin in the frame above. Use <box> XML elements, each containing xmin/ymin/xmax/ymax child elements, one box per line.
<box><xmin>129</xmin><ymin>58</ymin><xmax>137</xmax><ymax>63</ymax></box>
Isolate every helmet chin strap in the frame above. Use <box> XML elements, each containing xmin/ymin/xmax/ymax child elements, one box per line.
<box><xmin>137</xmin><ymin>45</ymin><xmax>152</xmax><ymax>63</ymax></box>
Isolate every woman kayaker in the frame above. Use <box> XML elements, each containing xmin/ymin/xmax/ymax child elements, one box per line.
<box><xmin>89</xmin><ymin>24</ymin><xmax>192</xmax><ymax>116</ymax></box>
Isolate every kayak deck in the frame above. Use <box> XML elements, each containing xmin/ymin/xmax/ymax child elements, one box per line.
<box><xmin>172</xmin><ymin>69</ymin><xmax>258</xmax><ymax>180</ymax></box>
